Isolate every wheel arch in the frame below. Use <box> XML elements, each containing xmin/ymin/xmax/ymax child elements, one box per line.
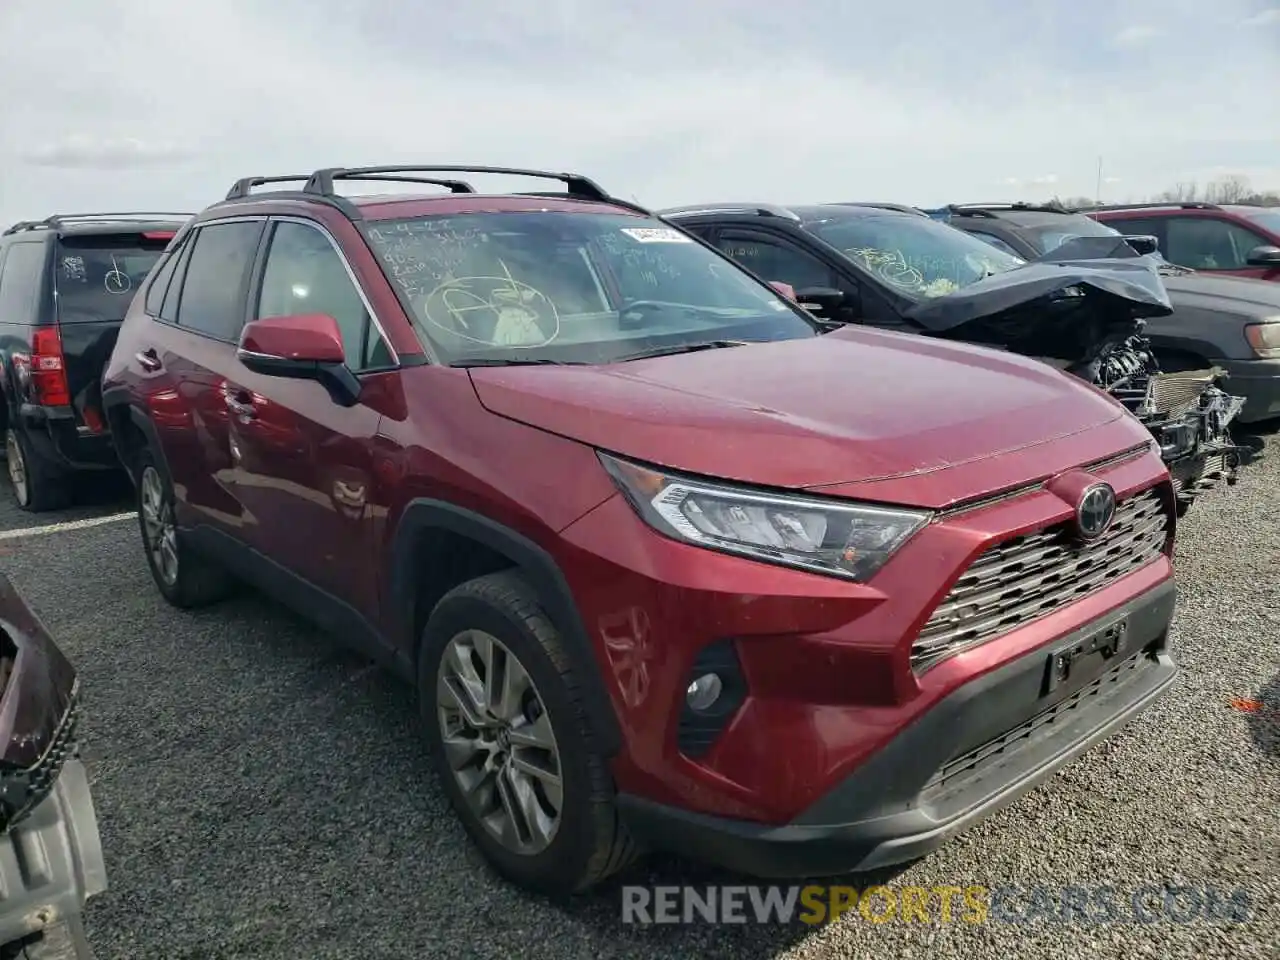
<box><xmin>390</xmin><ymin>498</ymin><xmax>623</xmax><ymax>756</ymax></box>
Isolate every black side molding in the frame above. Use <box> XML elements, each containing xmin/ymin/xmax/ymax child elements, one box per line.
<box><xmin>389</xmin><ymin>499</ymin><xmax>622</xmax><ymax>755</ymax></box>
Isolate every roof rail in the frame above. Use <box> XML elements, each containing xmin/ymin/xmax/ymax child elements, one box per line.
<box><xmin>303</xmin><ymin>165</ymin><xmax>609</xmax><ymax>202</ymax></box>
<box><xmin>225</xmin><ymin>176</ymin><xmax>315</xmax><ymax>200</ymax></box>
<box><xmin>2</xmin><ymin>212</ymin><xmax>194</xmax><ymax>236</ymax></box>
<box><xmin>657</xmin><ymin>203</ymin><xmax>801</xmax><ymax>221</ymax></box>
<box><xmin>225</xmin><ymin>173</ymin><xmax>477</xmax><ymax>201</ymax></box>
<box><xmin>1073</xmin><ymin>201</ymin><xmax>1222</xmax><ymax>212</ymax></box>
<box><xmin>834</xmin><ymin>202</ymin><xmax>929</xmax><ymax>217</ymax></box>
<box><xmin>945</xmin><ymin>201</ymin><xmax>1073</xmax><ymax>216</ymax></box>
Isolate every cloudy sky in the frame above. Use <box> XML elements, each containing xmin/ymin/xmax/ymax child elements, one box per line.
<box><xmin>1</xmin><ymin>0</ymin><xmax>1277</xmax><ymax>223</ymax></box>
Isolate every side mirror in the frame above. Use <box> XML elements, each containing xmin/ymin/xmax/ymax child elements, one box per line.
<box><xmin>237</xmin><ymin>313</ymin><xmax>361</xmax><ymax>407</ymax></box>
<box><xmin>768</xmin><ymin>280</ymin><xmax>797</xmax><ymax>300</ymax></box>
<box><xmin>1245</xmin><ymin>245</ymin><xmax>1280</xmax><ymax>267</ymax></box>
<box><xmin>1123</xmin><ymin>235</ymin><xmax>1159</xmax><ymax>256</ymax></box>
<box><xmin>794</xmin><ymin>286</ymin><xmax>849</xmax><ymax>315</ymax></box>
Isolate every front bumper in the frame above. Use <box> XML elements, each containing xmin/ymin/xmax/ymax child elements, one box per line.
<box><xmin>1215</xmin><ymin>357</ymin><xmax>1280</xmax><ymax>423</ymax></box>
<box><xmin>0</xmin><ymin>758</ymin><xmax>106</xmax><ymax>946</ymax></box>
<box><xmin>618</xmin><ymin>578</ymin><xmax>1177</xmax><ymax>879</ymax></box>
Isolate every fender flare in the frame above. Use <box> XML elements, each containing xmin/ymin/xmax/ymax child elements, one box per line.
<box><xmin>100</xmin><ymin>387</ymin><xmax>171</xmax><ymax>485</ymax></box>
<box><xmin>390</xmin><ymin>498</ymin><xmax>622</xmax><ymax>755</ymax></box>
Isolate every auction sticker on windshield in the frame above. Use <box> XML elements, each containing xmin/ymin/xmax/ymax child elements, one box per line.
<box><xmin>620</xmin><ymin>228</ymin><xmax>692</xmax><ymax>243</ymax></box>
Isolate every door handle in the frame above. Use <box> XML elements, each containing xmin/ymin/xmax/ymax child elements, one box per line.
<box><xmin>222</xmin><ymin>384</ymin><xmax>258</xmax><ymax>420</ymax></box>
<box><xmin>135</xmin><ymin>349</ymin><xmax>162</xmax><ymax>373</ymax></box>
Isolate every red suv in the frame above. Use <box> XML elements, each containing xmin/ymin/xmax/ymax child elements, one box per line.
<box><xmin>1086</xmin><ymin>202</ymin><xmax>1280</xmax><ymax>281</ymax></box>
<box><xmin>101</xmin><ymin>166</ymin><xmax>1179</xmax><ymax>894</ymax></box>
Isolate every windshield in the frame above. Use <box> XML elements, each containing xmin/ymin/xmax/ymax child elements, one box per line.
<box><xmin>363</xmin><ymin>212</ymin><xmax>818</xmax><ymax>364</ymax></box>
<box><xmin>1236</xmin><ymin>208</ymin><xmax>1280</xmax><ymax>237</ymax></box>
<box><xmin>54</xmin><ymin>236</ymin><xmax>169</xmax><ymax>323</ymax></box>
<box><xmin>1025</xmin><ymin>218</ymin><xmax>1121</xmax><ymax>254</ymax></box>
<box><xmin>805</xmin><ymin>213</ymin><xmax>1025</xmax><ymax>299</ymax></box>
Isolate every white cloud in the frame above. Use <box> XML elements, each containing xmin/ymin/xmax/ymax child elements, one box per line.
<box><xmin>1112</xmin><ymin>24</ymin><xmax>1161</xmax><ymax>45</ymax></box>
<box><xmin>0</xmin><ymin>0</ymin><xmax>1277</xmax><ymax>225</ymax></box>
<box><xmin>1241</xmin><ymin>7</ymin><xmax>1280</xmax><ymax>25</ymax></box>
<box><xmin>22</xmin><ymin>136</ymin><xmax>195</xmax><ymax>169</ymax></box>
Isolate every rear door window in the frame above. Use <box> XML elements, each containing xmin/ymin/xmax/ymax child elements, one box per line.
<box><xmin>174</xmin><ymin>221</ymin><xmax>265</xmax><ymax>340</ymax></box>
<box><xmin>54</xmin><ymin>234</ymin><xmax>173</xmax><ymax>323</ymax></box>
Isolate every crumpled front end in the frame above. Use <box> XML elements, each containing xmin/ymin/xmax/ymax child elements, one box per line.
<box><xmin>1074</xmin><ymin>336</ymin><xmax>1249</xmax><ymax>513</ymax></box>
<box><xmin>900</xmin><ymin>251</ymin><xmax>1250</xmax><ymax>514</ymax></box>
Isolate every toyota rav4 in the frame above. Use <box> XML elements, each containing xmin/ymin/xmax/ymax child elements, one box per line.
<box><xmin>100</xmin><ymin>166</ymin><xmax>1179</xmax><ymax>895</ymax></box>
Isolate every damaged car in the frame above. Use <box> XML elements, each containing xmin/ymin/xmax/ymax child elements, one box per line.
<box><xmin>661</xmin><ymin>202</ymin><xmax>1249</xmax><ymax>513</ymax></box>
<box><xmin>0</xmin><ymin>572</ymin><xmax>105</xmax><ymax>960</ymax></box>
<box><xmin>929</xmin><ymin>201</ymin><xmax>1280</xmax><ymax>428</ymax></box>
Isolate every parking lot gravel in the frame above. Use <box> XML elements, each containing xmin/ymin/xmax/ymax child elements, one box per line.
<box><xmin>0</xmin><ymin>433</ymin><xmax>1276</xmax><ymax>960</ymax></box>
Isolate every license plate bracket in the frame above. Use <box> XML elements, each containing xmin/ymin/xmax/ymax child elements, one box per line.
<box><xmin>1042</xmin><ymin>618</ymin><xmax>1128</xmax><ymax>698</ymax></box>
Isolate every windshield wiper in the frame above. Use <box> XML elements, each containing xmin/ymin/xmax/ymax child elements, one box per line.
<box><xmin>450</xmin><ymin>357</ymin><xmax>585</xmax><ymax>368</ymax></box>
<box><xmin>614</xmin><ymin>340</ymin><xmax>750</xmax><ymax>362</ymax></box>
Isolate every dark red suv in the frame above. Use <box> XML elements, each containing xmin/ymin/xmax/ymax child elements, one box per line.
<box><xmin>1086</xmin><ymin>202</ymin><xmax>1280</xmax><ymax>281</ymax></box>
<box><xmin>100</xmin><ymin>166</ymin><xmax>1180</xmax><ymax>894</ymax></box>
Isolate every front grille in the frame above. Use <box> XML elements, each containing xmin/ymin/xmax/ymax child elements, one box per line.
<box><xmin>912</xmin><ymin>487</ymin><xmax>1169</xmax><ymax>671</ymax></box>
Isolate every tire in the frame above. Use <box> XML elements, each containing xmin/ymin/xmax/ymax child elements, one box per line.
<box><xmin>3</xmin><ymin>914</ymin><xmax>93</xmax><ymax>959</ymax></box>
<box><xmin>418</xmin><ymin>571</ymin><xmax>637</xmax><ymax>896</ymax></box>
<box><xmin>4</xmin><ymin>426</ymin><xmax>72</xmax><ymax>513</ymax></box>
<box><xmin>134</xmin><ymin>448</ymin><xmax>234</xmax><ymax>609</ymax></box>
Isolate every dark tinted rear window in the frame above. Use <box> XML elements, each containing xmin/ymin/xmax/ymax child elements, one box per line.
<box><xmin>54</xmin><ymin>234</ymin><xmax>172</xmax><ymax>324</ymax></box>
<box><xmin>0</xmin><ymin>243</ymin><xmax>48</xmax><ymax>324</ymax></box>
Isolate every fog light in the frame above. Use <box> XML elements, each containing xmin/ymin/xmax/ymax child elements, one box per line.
<box><xmin>685</xmin><ymin>673</ymin><xmax>723</xmax><ymax>712</ymax></box>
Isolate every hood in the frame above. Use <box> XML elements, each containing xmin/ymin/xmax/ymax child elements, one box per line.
<box><xmin>901</xmin><ymin>257</ymin><xmax>1172</xmax><ymax>366</ymax></box>
<box><xmin>469</xmin><ymin>327</ymin><xmax>1127</xmax><ymax>492</ymax></box>
<box><xmin>1159</xmin><ymin>271</ymin><xmax>1280</xmax><ymax>317</ymax></box>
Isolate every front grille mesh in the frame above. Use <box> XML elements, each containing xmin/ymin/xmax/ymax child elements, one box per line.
<box><xmin>912</xmin><ymin>487</ymin><xmax>1169</xmax><ymax>671</ymax></box>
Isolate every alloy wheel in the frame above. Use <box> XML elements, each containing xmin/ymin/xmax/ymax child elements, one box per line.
<box><xmin>4</xmin><ymin>431</ymin><xmax>28</xmax><ymax>506</ymax></box>
<box><xmin>436</xmin><ymin>630</ymin><xmax>564</xmax><ymax>855</ymax></box>
<box><xmin>140</xmin><ymin>466</ymin><xmax>179</xmax><ymax>586</ymax></box>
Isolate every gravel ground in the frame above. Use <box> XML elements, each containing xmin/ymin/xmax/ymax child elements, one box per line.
<box><xmin>0</xmin><ymin>431</ymin><xmax>1276</xmax><ymax>960</ymax></box>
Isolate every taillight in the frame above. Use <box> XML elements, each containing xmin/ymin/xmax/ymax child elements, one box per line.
<box><xmin>1244</xmin><ymin>320</ymin><xmax>1280</xmax><ymax>359</ymax></box>
<box><xmin>28</xmin><ymin>327</ymin><xmax>72</xmax><ymax>407</ymax></box>
<box><xmin>142</xmin><ymin>231</ymin><xmax>175</xmax><ymax>240</ymax></box>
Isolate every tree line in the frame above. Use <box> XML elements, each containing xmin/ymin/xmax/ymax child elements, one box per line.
<box><xmin>1052</xmin><ymin>174</ymin><xmax>1280</xmax><ymax>210</ymax></box>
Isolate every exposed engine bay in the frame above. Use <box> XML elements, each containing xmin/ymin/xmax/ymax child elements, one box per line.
<box><xmin>896</xmin><ymin>254</ymin><xmax>1251</xmax><ymax>514</ymax></box>
<box><xmin>1062</xmin><ymin>333</ymin><xmax>1246</xmax><ymax>514</ymax></box>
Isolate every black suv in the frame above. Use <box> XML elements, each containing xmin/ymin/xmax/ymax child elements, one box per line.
<box><xmin>660</xmin><ymin>201</ymin><xmax>1250</xmax><ymax>512</ymax></box>
<box><xmin>0</xmin><ymin>213</ymin><xmax>188</xmax><ymax>511</ymax></box>
<box><xmin>934</xmin><ymin>202</ymin><xmax>1280</xmax><ymax>425</ymax></box>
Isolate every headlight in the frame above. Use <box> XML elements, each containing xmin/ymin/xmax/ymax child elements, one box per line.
<box><xmin>598</xmin><ymin>452</ymin><xmax>931</xmax><ymax>582</ymax></box>
<box><xmin>1244</xmin><ymin>319</ymin><xmax>1280</xmax><ymax>359</ymax></box>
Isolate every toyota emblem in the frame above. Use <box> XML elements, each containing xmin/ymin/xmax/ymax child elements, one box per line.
<box><xmin>1076</xmin><ymin>482</ymin><xmax>1117</xmax><ymax>540</ymax></box>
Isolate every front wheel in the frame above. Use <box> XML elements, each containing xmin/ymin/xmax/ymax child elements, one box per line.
<box><xmin>418</xmin><ymin>571</ymin><xmax>637</xmax><ymax>896</ymax></box>
<box><xmin>135</xmin><ymin>451</ymin><xmax>234</xmax><ymax>608</ymax></box>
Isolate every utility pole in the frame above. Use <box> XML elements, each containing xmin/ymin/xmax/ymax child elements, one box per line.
<box><xmin>1095</xmin><ymin>156</ymin><xmax>1103</xmax><ymax>206</ymax></box>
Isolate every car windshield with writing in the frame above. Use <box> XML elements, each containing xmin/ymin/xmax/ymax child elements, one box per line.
<box><xmin>54</xmin><ymin>235</ymin><xmax>171</xmax><ymax>323</ymax></box>
<box><xmin>806</xmin><ymin>213</ymin><xmax>1026</xmax><ymax>299</ymax></box>
<box><xmin>364</xmin><ymin>213</ymin><xmax>819</xmax><ymax>364</ymax></box>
